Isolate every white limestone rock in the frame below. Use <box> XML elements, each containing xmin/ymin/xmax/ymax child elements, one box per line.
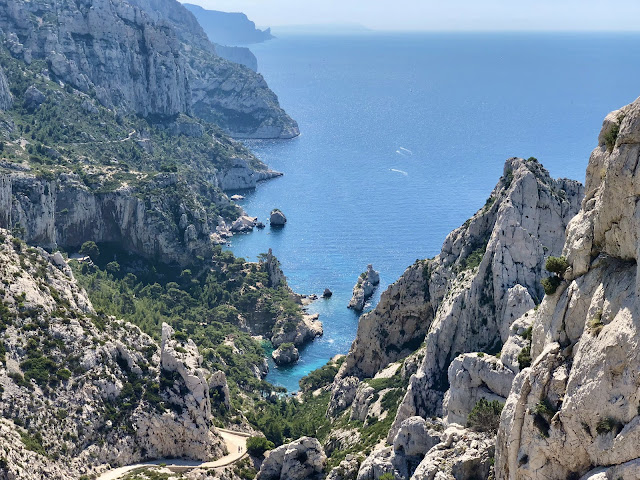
<box><xmin>230</xmin><ymin>215</ymin><xmax>258</xmax><ymax>232</ymax></box>
<box><xmin>393</xmin><ymin>416</ymin><xmax>442</xmax><ymax>458</ymax></box>
<box><xmin>272</xmin><ymin>343</ymin><xmax>299</xmax><ymax>366</ymax></box>
<box><xmin>0</xmin><ymin>229</ymin><xmax>224</xmax><ymax>478</ymax></box>
<box><xmin>495</xmin><ymin>97</ymin><xmax>640</xmax><ymax>480</ymax></box>
<box><xmin>326</xmin><ymin>455</ymin><xmax>361</xmax><ymax>480</ymax></box>
<box><xmin>217</xmin><ymin>158</ymin><xmax>283</xmax><ymax>191</ymax></box>
<box><xmin>350</xmin><ymin>383</ymin><xmax>377</xmax><ymax>422</ymax></box>
<box><xmin>23</xmin><ymin>85</ymin><xmax>46</xmax><ymax>111</ymax></box>
<box><xmin>0</xmin><ymin>172</ymin><xmax>218</xmax><ymax>266</ymax></box>
<box><xmin>0</xmin><ymin>0</ymin><xmax>298</xmax><ymax>138</ymax></box>
<box><xmin>410</xmin><ymin>425</ymin><xmax>495</xmax><ymax>480</ymax></box>
<box><xmin>328</xmin><ymin>376</ymin><xmax>361</xmax><ymax>417</ymax></box>
<box><xmin>257</xmin><ymin>436</ymin><xmax>326</xmax><ymax>480</ymax></box>
<box><xmin>444</xmin><ymin>353</ymin><xmax>515</xmax><ymax>426</ymax></box>
<box><xmin>337</xmin><ymin>158</ymin><xmax>582</xmax><ymax>396</ymax></box>
<box><xmin>387</xmin><ymin>158</ymin><xmax>583</xmax><ymax>439</ymax></box>
<box><xmin>271</xmin><ymin>313</ymin><xmax>323</xmax><ymax>348</ymax></box>
<box><xmin>348</xmin><ymin>264</ymin><xmax>381</xmax><ymax>311</ymax></box>
<box><xmin>270</xmin><ymin>209</ymin><xmax>287</xmax><ymax>226</ymax></box>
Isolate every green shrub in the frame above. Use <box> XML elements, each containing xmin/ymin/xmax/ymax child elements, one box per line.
<box><xmin>517</xmin><ymin>345</ymin><xmax>532</xmax><ymax>369</ymax></box>
<box><xmin>79</xmin><ymin>241</ymin><xmax>100</xmax><ymax>260</ymax></box>
<box><xmin>106</xmin><ymin>261</ymin><xmax>120</xmax><ymax>273</ymax></box>
<box><xmin>20</xmin><ymin>431</ymin><xmax>46</xmax><ymax>456</ymax></box>
<box><xmin>541</xmin><ymin>276</ymin><xmax>562</xmax><ymax>295</ymax></box>
<box><xmin>299</xmin><ymin>361</ymin><xmax>340</xmax><ymax>392</ymax></box>
<box><xmin>534</xmin><ymin>398</ymin><xmax>557</xmax><ymax>418</ymax></box>
<box><xmin>467</xmin><ymin>398</ymin><xmax>504</xmax><ymax>433</ymax></box>
<box><xmin>596</xmin><ymin>417</ymin><xmax>623</xmax><ymax>435</ymax></box>
<box><xmin>604</xmin><ymin>123</ymin><xmax>620</xmax><ymax>152</ymax></box>
<box><xmin>379</xmin><ymin>474</ymin><xmax>396</xmax><ymax>480</ymax></box>
<box><xmin>246</xmin><ymin>436</ymin><xmax>274</xmax><ymax>457</ymax></box>
<box><xmin>545</xmin><ymin>256</ymin><xmax>569</xmax><ymax>277</ymax></box>
<box><xmin>588</xmin><ymin>310</ymin><xmax>604</xmax><ymax>336</ymax></box>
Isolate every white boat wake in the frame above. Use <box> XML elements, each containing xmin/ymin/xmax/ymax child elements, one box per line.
<box><xmin>396</xmin><ymin>147</ymin><xmax>413</xmax><ymax>156</ymax></box>
<box><xmin>390</xmin><ymin>168</ymin><xmax>408</xmax><ymax>176</ymax></box>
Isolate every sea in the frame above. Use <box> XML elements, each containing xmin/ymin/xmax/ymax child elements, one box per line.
<box><xmin>228</xmin><ymin>32</ymin><xmax>640</xmax><ymax>391</ymax></box>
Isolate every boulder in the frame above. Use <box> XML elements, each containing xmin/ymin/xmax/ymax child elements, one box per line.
<box><xmin>323</xmin><ymin>288</ymin><xmax>333</xmax><ymax>298</ymax></box>
<box><xmin>270</xmin><ymin>209</ymin><xmax>287</xmax><ymax>226</ymax></box>
<box><xmin>230</xmin><ymin>215</ymin><xmax>257</xmax><ymax>232</ymax></box>
<box><xmin>24</xmin><ymin>85</ymin><xmax>45</xmax><ymax>111</ymax></box>
<box><xmin>257</xmin><ymin>436</ymin><xmax>326</xmax><ymax>480</ymax></box>
<box><xmin>272</xmin><ymin>343</ymin><xmax>299</xmax><ymax>366</ymax></box>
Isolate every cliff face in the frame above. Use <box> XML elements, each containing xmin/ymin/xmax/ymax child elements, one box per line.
<box><xmin>1</xmin><ymin>172</ymin><xmax>217</xmax><ymax>265</ymax></box>
<box><xmin>0</xmin><ymin>0</ymin><xmax>298</xmax><ymax>138</ymax></box>
<box><xmin>184</xmin><ymin>4</ymin><xmax>274</xmax><ymax>46</ymax></box>
<box><xmin>0</xmin><ymin>229</ymin><xmax>226</xmax><ymax>478</ymax></box>
<box><xmin>0</xmin><ymin>65</ymin><xmax>11</xmax><ymax>110</ymax></box>
<box><xmin>390</xmin><ymin>159</ymin><xmax>583</xmax><ymax>438</ymax></box>
<box><xmin>495</xmin><ymin>97</ymin><xmax>640</xmax><ymax>480</ymax></box>
<box><xmin>335</xmin><ymin>158</ymin><xmax>582</xmax><ymax>396</ymax></box>
<box><xmin>322</xmin><ymin>158</ymin><xmax>582</xmax><ymax>479</ymax></box>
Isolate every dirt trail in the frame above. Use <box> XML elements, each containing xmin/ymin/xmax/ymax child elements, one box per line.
<box><xmin>96</xmin><ymin>428</ymin><xmax>251</xmax><ymax>480</ymax></box>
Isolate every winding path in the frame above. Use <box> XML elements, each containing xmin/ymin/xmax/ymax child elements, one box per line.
<box><xmin>97</xmin><ymin>429</ymin><xmax>251</xmax><ymax>480</ymax></box>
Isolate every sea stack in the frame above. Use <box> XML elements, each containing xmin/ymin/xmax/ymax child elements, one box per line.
<box><xmin>348</xmin><ymin>264</ymin><xmax>380</xmax><ymax>311</ymax></box>
<box><xmin>270</xmin><ymin>208</ymin><xmax>287</xmax><ymax>226</ymax></box>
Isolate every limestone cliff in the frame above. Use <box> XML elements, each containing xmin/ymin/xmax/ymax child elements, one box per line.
<box><xmin>0</xmin><ymin>228</ymin><xmax>226</xmax><ymax>479</ymax></box>
<box><xmin>0</xmin><ymin>0</ymin><xmax>298</xmax><ymax>139</ymax></box>
<box><xmin>335</xmin><ymin>158</ymin><xmax>582</xmax><ymax>401</ymax></box>
<box><xmin>0</xmin><ymin>65</ymin><xmax>11</xmax><ymax>110</ymax></box>
<box><xmin>495</xmin><ymin>97</ymin><xmax>640</xmax><ymax>480</ymax></box>
<box><xmin>321</xmin><ymin>158</ymin><xmax>582</xmax><ymax>479</ymax></box>
<box><xmin>183</xmin><ymin>4</ymin><xmax>274</xmax><ymax>46</ymax></box>
<box><xmin>390</xmin><ymin>158</ymin><xmax>582</xmax><ymax>437</ymax></box>
<box><xmin>1</xmin><ymin>172</ymin><xmax>218</xmax><ymax>265</ymax></box>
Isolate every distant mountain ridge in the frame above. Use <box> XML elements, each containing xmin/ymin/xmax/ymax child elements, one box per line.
<box><xmin>184</xmin><ymin>3</ymin><xmax>274</xmax><ymax>46</ymax></box>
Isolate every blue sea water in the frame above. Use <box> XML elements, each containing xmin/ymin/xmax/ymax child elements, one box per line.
<box><xmin>229</xmin><ymin>32</ymin><xmax>640</xmax><ymax>391</ymax></box>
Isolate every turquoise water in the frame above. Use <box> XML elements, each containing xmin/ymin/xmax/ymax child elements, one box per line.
<box><xmin>229</xmin><ymin>33</ymin><xmax>640</xmax><ymax>391</ymax></box>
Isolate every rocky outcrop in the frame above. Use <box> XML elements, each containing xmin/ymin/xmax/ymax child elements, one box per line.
<box><xmin>257</xmin><ymin>436</ymin><xmax>326</xmax><ymax>480</ymax></box>
<box><xmin>348</xmin><ymin>264</ymin><xmax>380</xmax><ymax>311</ymax></box>
<box><xmin>326</xmin><ymin>454</ymin><xmax>361</xmax><ymax>480</ymax></box>
<box><xmin>272</xmin><ymin>343</ymin><xmax>299</xmax><ymax>366</ymax></box>
<box><xmin>216</xmin><ymin>158</ymin><xmax>283</xmax><ymax>191</ymax></box>
<box><xmin>333</xmin><ymin>158</ymin><xmax>582</xmax><ymax>443</ymax></box>
<box><xmin>215</xmin><ymin>44</ymin><xmax>259</xmax><ymax>72</ymax></box>
<box><xmin>495</xmin><ymin>97</ymin><xmax>640</xmax><ymax>480</ymax></box>
<box><xmin>271</xmin><ymin>313</ymin><xmax>323</xmax><ymax>348</ymax></box>
<box><xmin>270</xmin><ymin>209</ymin><xmax>287</xmax><ymax>226</ymax></box>
<box><xmin>0</xmin><ymin>65</ymin><xmax>12</xmax><ymax>110</ymax></box>
<box><xmin>0</xmin><ymin>229</ymin><xmax>225</xmax><ymax>478</ymax></box>
<box><xmin>354</xmin><ymin>417</ymin><xmax>493</xmax><ymax>480</ymax></box>
<box><xmin>389</xmin><ymin>158</ymin><xmax>582</xmax><ymax>438</ymax></box>
<box><xmin>184</xmin><ymin>4</ymin><xmax>274</xmax><ymax>46</ymax></box>
<box><xmin>151</xmin><ymin>323</ymin><xmax>222</xmax><ymax>460</ymax></box>
<box><xmin>231</xmin><ymin>215</ymin><xmax>258</xmax><ymax>233</ymax></box>
<box><xmin>0</xmin><ymin>172</ymin><xmax>216</xmax><ymax>265</ymax></box>
<box><xmin>338</xmin><ymin>158</ymin><xmax>583</xmax><ymax>408</ymax></box>
<box><xmin>263</xmin><ymin>248</ymin><xmax>286</xmax><ymax>288</ymax></box>
<box><xmin>23</xmin><ymin>85</ymin><xmax>45</xmax><ymax>111</ymax></box>
<box><xmin>444</xmin><ymin>353</ymin><xmax>515</xmax><ymax>426</ymax></box>
<box><xmin>0</xmin><ymin>0</ymin><xmax>298</xmax><ymax>139</ymax></box>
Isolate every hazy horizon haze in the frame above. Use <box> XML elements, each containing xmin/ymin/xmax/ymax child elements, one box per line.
<box><xmin>181</xmin><ymin>0</ymin><xmax>640</xmax><ymax>32</ymax></box>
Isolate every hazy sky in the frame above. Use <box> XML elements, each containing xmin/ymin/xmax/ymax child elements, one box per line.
<box><xmin>183</xmin><ymin>0</ymin><xmax>640</xmax><ymax>31</ymax></box>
